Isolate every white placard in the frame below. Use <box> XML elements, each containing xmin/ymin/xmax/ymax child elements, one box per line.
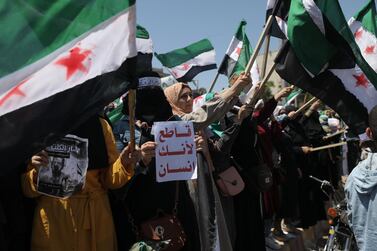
<box><xmin>154</xmin><ymin>121</ymin><xmax>197</xmax><ymax>182</ymax></box>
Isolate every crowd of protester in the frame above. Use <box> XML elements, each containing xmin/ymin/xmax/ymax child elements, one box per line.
<box><xmin>0</xmin><ymin>72</ymin><xmax>365</xmax><ymax>251</ymax></box>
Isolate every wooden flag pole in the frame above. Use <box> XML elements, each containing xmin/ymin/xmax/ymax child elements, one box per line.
<box><xmin>323</xmin><ymin>129</ymin><xmax>347</xmax><ymax>140</ymax></box>
<box><xmin>295</xmin><ymin>97</ymin><xmax>317</xmax><ymax>114</ymax></box>
<box><xmin>288</xmin><ymin>97</ymin><xmax>317</xmax><ymax>120</ymax></box>
<box><xmin>128</xmin><ymin>89</ymin><xmax>136</xmax><ymax>168</ymax></box>
<box><xmin>244</xmin><ymin>15</ymin><xmax>274</xmax><ymax>74</ymax></box>
<box><xmin>210</xmin><ymin>12</ymin><xmax>274</xmax><ymax>93</ymax></box>
<box><xmin>310</xmin><ymin>142</ymin><xmax>347</xmax><ymax>152</ymax></box>
<box><xmin>246</xmin><ymin>62</ymin><xmax>277</xmax><ymax>106</ymax></box>
<box><xmin>208</xmin><ymin>72</ymin><xmax>220</xmax><ymax>93</ymax></box>
<box><xmin>260</xmin><ymin>35</ymin><xmax>271</xmax><ymax>78</ymax></box>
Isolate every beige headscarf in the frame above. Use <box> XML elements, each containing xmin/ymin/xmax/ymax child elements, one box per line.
<box><xmin>164</xmin><ymin>82</ymin><xmax>192</xmax><ymax>116</ymax></box>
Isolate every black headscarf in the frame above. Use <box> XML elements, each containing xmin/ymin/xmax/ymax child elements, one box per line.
<box><xmin>123</xmin><ymin>71</ymin><xmax>173</xmax><ymax>127</ymax></box>
<box><xmin>70</xmin><ymin>115</ymin><xmax>108</xmax><ymax>169</ymax></box>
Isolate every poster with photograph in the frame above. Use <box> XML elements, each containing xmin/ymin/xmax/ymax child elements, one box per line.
<box><xmin>37</xmin><ymin>134</ymin><xmax>89</xmax><ymax>199</ymax></box>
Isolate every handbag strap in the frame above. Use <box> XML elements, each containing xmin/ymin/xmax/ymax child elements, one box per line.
<box><xmin>253</xmin><ymin>134</ymin><xmax>265</xmax><ymax>164</ymax></box>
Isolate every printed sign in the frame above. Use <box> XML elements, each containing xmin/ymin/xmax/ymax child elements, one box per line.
<box><xmin>37</xmin><ymin>134</ymin><xmax>89</xmax><ymax>198</ymax></box>
<box><xmin>154</xmin><ymin>121</ymin><xmax>197</xmax><ymax>182</ymax></box>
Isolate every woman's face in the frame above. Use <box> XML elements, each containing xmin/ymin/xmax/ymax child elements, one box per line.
<box><xmin>177</xmin><ymin>87</ymin><xmax>193</xmax><ymax>114</ymax></box>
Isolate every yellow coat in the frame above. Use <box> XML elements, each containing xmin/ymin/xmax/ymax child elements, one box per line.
<box><xmin>22</xmin><ymin>119</ymin><xmax>134</xmax><ymax>251</ymax></box>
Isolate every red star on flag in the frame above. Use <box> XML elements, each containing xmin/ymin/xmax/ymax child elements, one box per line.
<box><xmin>354</xmin><ymin>29</ymin><xmax>363</xmax><ymax>40</ymax></box>
<box><xmin>180</xmin><ymin>63</ymin><xmax>191</xmax><ymax>71</ymax></box>
<box><xmin>365</xmin><ymin>45</ymin><xmax>375</xmax><ymax>54</ymax></box>
<box><xmin>55</xmin><ymin>47</ymin><xmax>92</xmax><ymax>80</ymax></box>
<box><xmin>235</xmin><ymin>46</ymin><xmax>242</xmax><ymax>57</ymax></box>
<box><xmin>193</xmin><ymin>95</ymin><xmax>203</xmax><ymax>104</ymax></box>
<box><xmin>353</xmin><ymin>73</ymin><xmax>369</xmax><ymax>88</ymax></box>
<box><xmin>0</xmin><ymin>78</ymin><xmax>28</xmax><ymax>106</ymax></box>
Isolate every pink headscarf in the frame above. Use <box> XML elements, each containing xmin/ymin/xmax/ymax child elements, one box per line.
<box><xmin>164</xmin><ymin>83</ymin><xmax>192</xmax><ymax>116</ymax></box>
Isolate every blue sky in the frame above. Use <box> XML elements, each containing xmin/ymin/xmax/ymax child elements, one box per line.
<box><xmin>137</xmin><ymin>1</ymin><xmax>366</xmax><ymax>92</ymax></box>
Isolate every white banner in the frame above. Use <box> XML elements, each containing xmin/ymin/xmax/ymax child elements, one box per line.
<box><xmin>154</xmin><ymin>121</ymin><xmax>197</xmax><ymax>182</ymax></box>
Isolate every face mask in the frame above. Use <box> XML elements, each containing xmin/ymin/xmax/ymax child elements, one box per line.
<box><xmin>276</xmin><ymin>114</ymin><xmax>287</xmax><ymax>123</ymax></box>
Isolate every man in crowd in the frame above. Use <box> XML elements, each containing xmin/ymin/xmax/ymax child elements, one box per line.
<box><xmin>346</xmin><ymin>105</ymin><xmax>377</xmax><ymax>251</ymax></box>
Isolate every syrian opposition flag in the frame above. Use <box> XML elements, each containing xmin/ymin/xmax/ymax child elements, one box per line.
<box><xmin>108</xmin><ymin>97</ymin><xmax>126</xmax><ymax>124</ymax></box>
<box><xmin>136</xmin><ymin>24</ymin><xmax>154</xmax><ymax>74</ymax></box>
<box><xmin>266</xmin><ymin>0</ymin><xmax>291</xmax><ymax>39</ymax></box>
<box><xmin>0</xmin><ymin>0</ymin><xmax>137</xmax><ymax>172</ymax></box>
<box><xmin>193</xmin><ymin>92</ymin><xmax>216</xmax><ymax>112</ymax></box>
<box><xmin>285</xmin><ymin>88</ymin><xmax>302</xmax><ymax>106</ymax></box>
<box><xmin>349</xmin><ymin>0</ymin><xmax>377</xmax><ymax>74</ymax></box>
<box><xmin>218</xmin><ymin>21</ymin><xmax>260</xmax><ymax>85</ymax></box>
<box><xmin>274</xmin><ymin>0</ymin><xmax>377</xmax><ymax>136</ymax></box>
<box><xmin>155</xmin><ymin>39</ymin><xmax>217</xmax><ymax>82</ymax></box>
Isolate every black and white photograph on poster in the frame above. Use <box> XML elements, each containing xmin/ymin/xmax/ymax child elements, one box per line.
<box><xmin>37</xmin><ymin>134</ymin><xmax>89</xmax><ymax>199</ymax></box>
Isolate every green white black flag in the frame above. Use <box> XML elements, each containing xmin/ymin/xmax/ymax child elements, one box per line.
<box><xmin>0</xmin><ymin>0</ymin><xmax>137</xmax><ymax>169</ymax></box>
<box><xmin>275</xmin><ymin>0</ymin><xmax>377</xmax><ymax>136</ymax></box>
<box><xmin>218</xmin><ymin>21</ymin><xmax>260</xmax><ymax>84</ymax></box>
<box><xmin>155</xmin><ymin>39</ymin><xmax>216</xmax><ymax>82</ymax></box>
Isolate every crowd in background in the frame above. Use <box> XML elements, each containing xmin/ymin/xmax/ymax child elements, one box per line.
<box><xmin>0</xmin><ymin>72</ymin><xmax>363</xmax><ymax>251</ymax></box>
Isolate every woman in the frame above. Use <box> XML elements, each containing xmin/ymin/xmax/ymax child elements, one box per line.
<box><xmin>112</xmin><ymin>72</ymin><xmax>251</xmax><ymax>251</ymax></box>
<box><xmin>164</xmin><ymin>82</ymin><xmax>235</xmax><ymax>251</ymax></box>
<box><xmin>113</xmin><ymin>84</ymin><xmax>202</xmax><ymax>251</ymax></box>
<box><xmin>22</xmin><ymin>114</ymin><xmax>140</xmax><ymax>251</ymax></box>
<box><xmin>281</xmin><ymin>104</ymin><xmax>326</xmax><ymax>229</ymax></box>
<box><xmin>165</xmin><ymin>75</ymin><xmax>260</xmax><ymax>249</ymax></box>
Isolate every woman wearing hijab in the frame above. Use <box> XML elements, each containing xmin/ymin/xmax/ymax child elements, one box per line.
<box><xmin>112</xmin><ymin>72</ymin><xmax>251</xmax><ymax>251</ymax></box>
<box><xmin>201</xmin><ymin>96</ymin><xmax>256</xmax><ymax>249</ymax></box>
<box><xmin>279</xmin><ymin>103</ymin><xmax>326</xmax><ymax>229</ymax></box>
<box><xmin>226</xmin><ymin>86</ymin><xmax>292</xmax><ymax>251</ymax></box>
<box><xmin>22</xmin><ymin>114</ymin><xmax>141</xmax><ymax>251</ymax></box>
<box><xmin>164</xmin><ymin>72</ymin><xmax>251</xmax><ymax>130</ymax></box>
<box><xmin>164</xmin><ymin>82</ymin><xmax>241</xmax><ymax>251</ymax></box>
<box><xmin>162</xmin><ymin>74</ymin><xmax>252</xmax><ymax>251</ymax></box>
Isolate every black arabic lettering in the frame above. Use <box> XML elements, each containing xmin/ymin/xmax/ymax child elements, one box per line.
<box><xmin>159</xmin><ymin>165</ymin><xmax>167</xmax><ymax>177</ymax></box>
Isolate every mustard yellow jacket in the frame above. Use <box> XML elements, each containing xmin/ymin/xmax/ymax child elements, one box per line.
<box><xmin>22</xmin><ymin>119</ymin><xmax>134</xmax><ymax>251</ymax></box>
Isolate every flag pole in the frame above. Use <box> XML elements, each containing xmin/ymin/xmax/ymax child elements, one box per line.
<box><xmin>244</xmin><ymin>15</ymin><xmax>274</xmax><ymax>74</ymax></box>
<box><xmin>285</xmin><ymin>97</ymin><xmax>318</xmax><ymax>120</ymax></box>
<box><xmin>246</xmin><ymin>62</ymin><xmax>277</xmax><ymax>106</ymax></box>
<box><xmin>310</xmin><ymin>142</ymin><xmax>347</xmax><ymax>152</ymax></box>
<box><xmin>242</xmin><ymin>0</ymin><xmax>283</xmax><ymax>106</ymax></box>
<box><xmin>323</xmin><ymin>129</ymin><xmax>347</xmax><ymax>140</ymax></box>
<box><xmin>244</xmin><ymin>0</ymin><xmax>283</xmax><ymax>76</ymax></box>
<box><xmin>260</xmin><ymin>34</ymin><xmax>271</xmax><ymax>119</ymax></box>
<box><xmin>260</xmin><ymin>35</ymin><xmax>271</xmax><ymax>78</ymax></box>
<box><xmin>128</xmin><ymin>89</ymin><xmax>136</xmax><ymax>168</ymax></box>
<box><xmin>295</xmin><ymin>97</ymin><xmax>317</xmax><ymax>115</ymax></box>
<box><xmin>208</xmin><ymin>72</ymin><xmax>220</xmax><ymax>92</ymax></box>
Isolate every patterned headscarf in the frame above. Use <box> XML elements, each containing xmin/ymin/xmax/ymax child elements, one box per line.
<box><xmin>164</xmin><ymin>82</ymin><xmax>192</xmax><ymax>116</ymax></box>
